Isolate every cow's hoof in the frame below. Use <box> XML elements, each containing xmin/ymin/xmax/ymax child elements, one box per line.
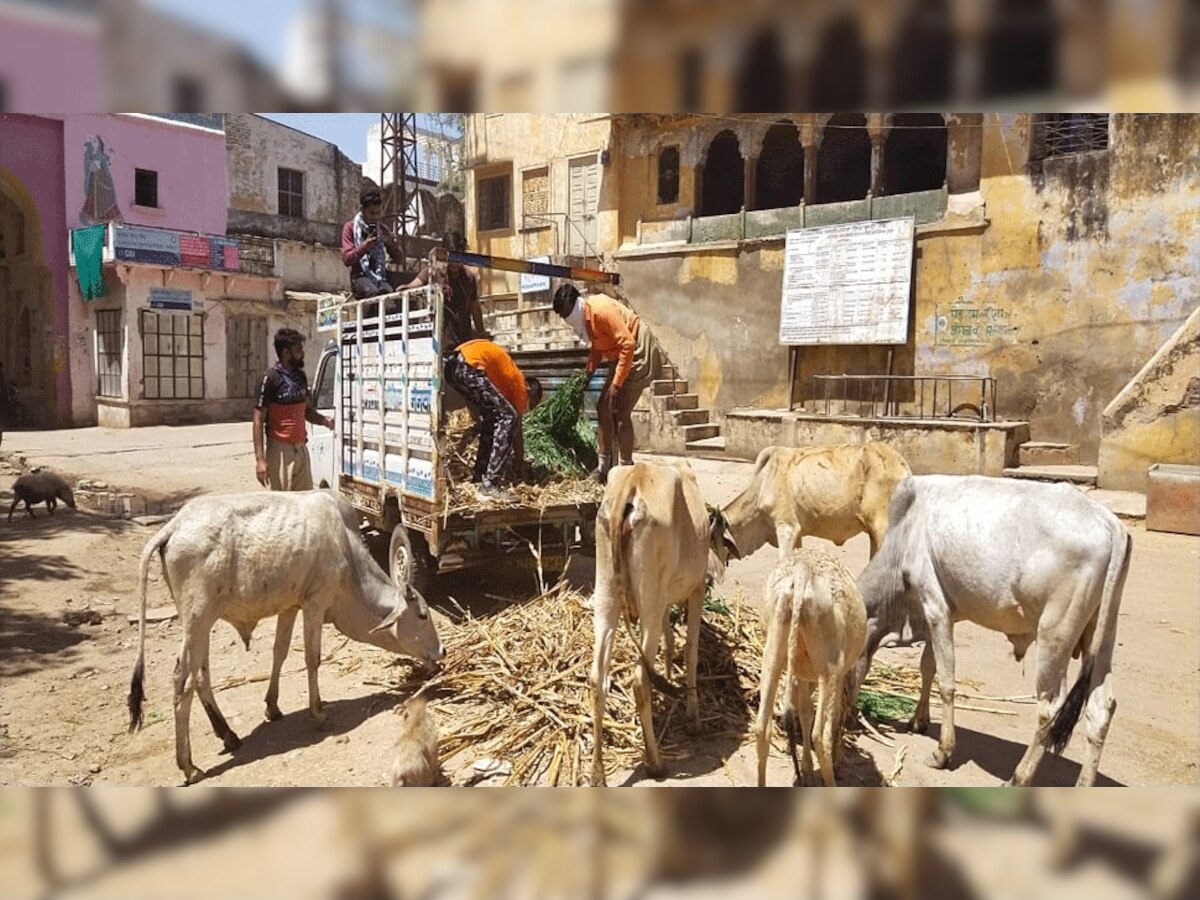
<box><xmin>182</xmin><ymin>766</ymin><xmax>206</xmax><ymax>786</ymax></box>
<box><xmin>221</xmin><ymin>734</ymin><xmax>242</xmax><ymax>754</ymax></box>
<box><xmin>646</xmin><ymin>763</ymin><xmax>668</xmax><ymax>781</ymax></box>
<box><xmin>313</xmin><ymin>715</ymin><xmax>333</xmax><ymax>733</ymax></box>
<box><xmin>265</xmin><ymin>705</ymin><xmax>283</xmax><ymax>722</ymax></box>
<box><xmin>907</xmin><ymin>717</ymin><xmax>929</xmax><ymax>735</ymax></box>
<box><xmin>925</xmin><ymin>750</ymin><xmax>951</xmax><ymax>770</ymax></box>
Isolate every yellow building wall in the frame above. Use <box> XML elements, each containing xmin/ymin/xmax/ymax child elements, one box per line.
<box><xmin>463</xmin><ymin>114</ymin><xmax>618</xmax><ymax>299</ymax></box>
<box><xmin>611</xmin><ymin>113</ymin><xmax>1200</xmax><ymax>467</ymax></box>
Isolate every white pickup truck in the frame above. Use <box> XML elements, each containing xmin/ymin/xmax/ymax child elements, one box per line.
<box><xmin>304</xmin><ymin>268</ymin><xmax>604</xmax><ymax>598</ymax></box>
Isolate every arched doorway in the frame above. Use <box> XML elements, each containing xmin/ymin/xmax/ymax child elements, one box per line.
<box><xmin>755</xmin><ymin>121</ymin><xmax>804</xmax><ymax>210</ymax></box>
<box><xmin>699</xmin><ymin>130</ymin><xmax>744</xmax><ymax>216</ymax></box>
<box><xmin>815</xmin><ymin>114</ymin><xmax>871</xmax><ymax>204</ymax></box>
<box><xmin>888</xmin><ymin>0</ymin><xmax>954</xmax><ymax>107</ymax></box>
<box><xmin>811</xmin><ymin>17</ymin><xmax>868</xmax><ymax>110</ymax></box>
<box><xmin>982</xmin><ymin>0</ymin><xmax>1058</xmax><ymax>98</ymax></box>
<box><xmin>736</xmin><ymin>30</ymin><xmax>788</xmax><ymax>112</ymax></box>
<box><xmin>0</xmin><ymin>170</ymin><xmax>57</xmax><ymax>428</ymax></box>
<box><xmin>883</xmin><ymin>113</ymin><xmax>948</xmax><ymax>195</ymax></box>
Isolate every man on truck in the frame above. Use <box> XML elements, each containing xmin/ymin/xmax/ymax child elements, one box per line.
<box><xmin>253</xmin><ymin>328</ymin><xmax>334</xmax><ymax>491</ymax></box>
<box><xmin>342</xmin><ymin>187</ymin><xmax>404</xmax><ymax>299</ymax></box>
<box><xmin>552</xmin><ymin>284</ymin><xmax>657</xmax><ymax>484</ymax></box>
<box><xmin>445</xmin><ymin>338</ymin><xmax>543</xmax><ymax>498</ymax></box>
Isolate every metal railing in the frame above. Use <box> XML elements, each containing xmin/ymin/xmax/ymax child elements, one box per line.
<box><xmin>810</xmin><ymin>374</ymin><xmax>998</xmax><ymax>423</ymax></box>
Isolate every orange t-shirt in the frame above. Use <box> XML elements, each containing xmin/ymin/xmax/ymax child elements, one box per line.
<box><xmin>583</xmin><ymin>295</ymin><xmax>640</xmax><ymax>388</ymax></box>
<box><xmin>457</xmin><ymin>339</ymin><xmax>528</xmax><ymax>414</ymax></box>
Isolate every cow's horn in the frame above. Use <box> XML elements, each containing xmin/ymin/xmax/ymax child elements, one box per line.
<box><xmin>370</xmin><ymin>598</ymin><xmax>405</xmax><ymax>634</ymax></box>
<box><xmin>408</xmin><ymin>585</ymin><xmax>429</xmax><ymax>618</ymax></box>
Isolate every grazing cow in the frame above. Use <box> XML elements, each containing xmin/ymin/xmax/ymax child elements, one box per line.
<box><xmin>389</xmin><ymin>694</ymin><xmax>440</xmax><ymax>787</ymax></box>
<box><xmin>722</xmin><ymin>444</ymin><xmax>911</xmax><ymax>559</ymax></box>
<box><xmin>8</xmin><ymin>471</ymin><xmax>76</xmax><ymax>521</ymax></box>
<box><xmin>127</xmin><ymin>491</ymin><xmax>445</xmax><ymax>784</ymax></box>
<box><xmin>848</xmin><ymin>475</ymin><xmax>1132</xmax><ymax>787</ymax></box>
<box><xmin>755</xmin><ymin>548</ymin><xmax>866</xmax><ymax>786</ymax></box>
<box><xmin>590</xmin><ymin>460</ymin><xmax>739</xmax><ymax>786</ymax></box>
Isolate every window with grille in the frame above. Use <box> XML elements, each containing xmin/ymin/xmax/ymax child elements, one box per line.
<box><xmin>477</xmin><ymin>172</ymin><xmax>511</xmax><ymax>231</ymax></box>
<box><xmin>173</xmin><ymin>76</ymin><xmax>204</xmax><ymax>114</ymax></box>
<box><xmin>141</xmin><ymin>311</ymin><xmax>204</xmax><ymax>400</ymax></box>
<box><xmin>278</xmin><ymin>168</ymin><xmax>305</xmax><ymax>218</ymax></box>
<box><xmin>657</xmin><ymin>146</ymin><xmax>680</xmax><ymax>204</ymax></box>
<box><xmin>1031</xmin><ymin>114</ymin><xmax>1109</xmax><ymax>161</ymax></box>
<box><xmin>521</xmin><ymin>167</ymin><xmax>550</xmax><ymax>227</ymax></box>
<box><xmin>135</xmin><ymin>169</ymin><xmax>159</xmax><ymax>208</ymax></box>
<box><xmin>95</xmin><ymin>310</ymin><xmax>123</xmax><ymax>398</ymax></box>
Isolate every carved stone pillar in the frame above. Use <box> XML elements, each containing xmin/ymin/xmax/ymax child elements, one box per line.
<box><xmin>867</xmin><ymin>113</ymin><xmax>887</xmax><ymax>197</ymax></box>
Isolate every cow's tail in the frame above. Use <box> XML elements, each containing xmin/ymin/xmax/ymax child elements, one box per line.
<box><xmin>1046</xmin><ymin>527</ymin><xmax>1132</xmax><ymax>755</ymax></box>
<box><xmin>606</xmin><ymin>474</ymin><xmax>681</xmax><ymax>698</ymax></box>
<box><xmin>128</xmin><ymin>523</ymin><xmax>172</xmax><ymax>732</ymax></box>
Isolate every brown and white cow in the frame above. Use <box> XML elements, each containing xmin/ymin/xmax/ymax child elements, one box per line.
<box><xmin>722</xmin><ymin>443</ymin><xmax>912</xmax><ymax>560</ymax></box>
<box><xmin>755</xmin><ymin>548</ymin><xmax>867</xmax><ymax>787</ymax></box>
<box><xmin>590</xmin><ymin>460</ymin><xmax>739</xmax><ymax>786</ymax></box>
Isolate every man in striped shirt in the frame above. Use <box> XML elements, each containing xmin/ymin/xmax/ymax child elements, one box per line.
<box><xmin>252</xmin><ymin>328</ymin><xmax>334</xmax><ymax>491</ymax></box>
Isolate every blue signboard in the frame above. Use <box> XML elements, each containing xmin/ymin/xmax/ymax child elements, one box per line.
<box><xmin>113</xmin><ymin>226</ymin><xmax>181</xmax><ymax>266</ymax></box>
<box><xmin>149</xmin><ymin>287</ymin><xmax>193</xmax><ymax>310</ymax></box>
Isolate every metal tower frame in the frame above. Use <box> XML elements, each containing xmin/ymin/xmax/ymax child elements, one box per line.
<box><xmin>380</xmin><ymin>113</ymin><xmax>419</xmax><ymax>270</ymax></box>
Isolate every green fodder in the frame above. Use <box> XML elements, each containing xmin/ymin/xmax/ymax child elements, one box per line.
<box><xmin>523</xmin><ymin>369</ymin><xmax>598</xmax><ymax>475</ymax></box>
<box><xmin>856</xmin><ymin>688</ymin><xmax>917</xmax><ymax>722</ymax></box>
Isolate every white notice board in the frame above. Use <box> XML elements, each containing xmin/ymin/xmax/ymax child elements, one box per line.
<box><xmin>520</xmin><ymin>256</ymin><xmax>551</xmax><ymax>294</ymax></box>
<box><xmin>779</xmin><ymin>217</ymin><xmax>914</xmax><ymax>345</ymax></box>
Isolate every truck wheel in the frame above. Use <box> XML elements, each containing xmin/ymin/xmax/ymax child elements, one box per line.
<box><xmin>390</xmin><ymin>526</ymin><xmax>438</xmax><ymax>602</ymax></box>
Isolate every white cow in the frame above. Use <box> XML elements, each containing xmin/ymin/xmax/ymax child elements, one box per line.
<box><xmin>755</xmin><ymin>548</ymin><xmax>867</xmax><ymax>787</ymax></box>
<box><xmin>127</xmin><ymin>491</ymin><xmax>445</xmax><ymax>784</ymax></box>
<box><xmin>590</xmin><ymin>461</ymin><xmax>739</xmax><ymax>786</ymax></box>
<box><xmin>849</xmin><ymin>475</ymin><xmax>1132</xmax><ymax>787</ymax></box>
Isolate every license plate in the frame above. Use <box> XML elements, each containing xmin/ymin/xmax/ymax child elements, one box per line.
<box><xmin>515</xmin><ymin>553</ymin><xmax>567</xmax><ymax>571</ymax></box>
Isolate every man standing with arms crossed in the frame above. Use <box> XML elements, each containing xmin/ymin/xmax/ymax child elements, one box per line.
<box><xmin>253</xmin><ymin>328</ymin><xmax>334</xmax><ymax>491</ymax></box>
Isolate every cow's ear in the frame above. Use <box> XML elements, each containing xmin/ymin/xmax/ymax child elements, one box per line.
<box><xmin>723</xmin><ymin>531</ymin><xmax>741</xmax><ymax>561</ymax></box>
<box><xmin>706</xmin><ymin>550</ymin><xmax>727</xmax><ymax>585</ymax></box>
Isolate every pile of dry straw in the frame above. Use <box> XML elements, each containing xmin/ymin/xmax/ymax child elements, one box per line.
<box><xmin>379</xmin><ymin>582</ymin><xmax>923</xmax><ymax>786</ymax></box>
<box><xmin>441</xmin><ymin>409</ymin><xmax>603</xmax><ymax>514</ymax></box>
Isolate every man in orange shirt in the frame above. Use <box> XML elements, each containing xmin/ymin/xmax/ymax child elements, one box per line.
<box><xmin>446</xmin><ymin>338</ymin><xmax>543</xmax><ymax>496</ymax></box>
<box><xmin>252</xmin><ymin>329</ymin><xmax>334</xmax><ymax>491</ymax></box>
<box><xmin>553</xmin><ymin>284</ymin><xmax>658</xmax><ymax>483</ymax></box>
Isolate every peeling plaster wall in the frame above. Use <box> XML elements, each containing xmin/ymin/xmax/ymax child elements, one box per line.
<box><xmin>615</xmin><ymin>114</ymin><xmax>1200</xmax><ymax>464</ymax></box>
<box><xmin>225</xmin><ymin>114</ymin><xmax>362</xmax><ymax>247</ymax></box>
<box><xmin>463</xmin><ymin>114</ymin><xmax>617</xmax><ymax>298</ymax></box>
<box><xmin>1099</xmin><ymin>305</ymin><xmax>1200</xmax><ymax>491</ymax></box>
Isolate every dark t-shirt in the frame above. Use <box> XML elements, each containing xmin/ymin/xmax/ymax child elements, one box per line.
<box><xmin>256</xmin><ymin>363</ymin><xmax>310</xmax><ymax>445</ymax></box>
<box><xmin>441</xmin><ymin>265</ymin><xmax>479</xmax><ymax>353</ymax></box>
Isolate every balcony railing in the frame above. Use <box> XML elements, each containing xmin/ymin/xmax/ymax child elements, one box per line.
<box><xmin>635</xmin><ymin>187</ymin><xmax>949</xmax><ymax>248</ymax></box>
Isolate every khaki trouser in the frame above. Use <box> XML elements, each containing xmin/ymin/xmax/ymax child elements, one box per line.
<box><xmin>266</xmin><ymin>439</ymin><xmax>314</xmax><ymax>491</ymax></box>
<box><xmin>622</xmin><ymin>320</ymin><xmax>658</xmax><ymax>403</ymax></box>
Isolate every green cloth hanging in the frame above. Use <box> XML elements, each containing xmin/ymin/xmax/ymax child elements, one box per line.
<box><xmin>72</xmin><ymin>225</ymin><xmax>109</xmax><ymax>300</ymax></box>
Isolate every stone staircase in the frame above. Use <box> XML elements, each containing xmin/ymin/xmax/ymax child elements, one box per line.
<box><xmin>637</xmin><ymin>363</ymin><xmax>731</xmax><ymax>456</ymax></box>
<box><xmin>1003</xmin><ymin>440</ymin><xmax>1098</xmax><ymax>487</ymax></box>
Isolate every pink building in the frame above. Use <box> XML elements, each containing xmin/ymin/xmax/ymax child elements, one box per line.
<box><xmin>0</xmin><ymin>113</ymin><xmax>292</xmax><ymax>429</ymax></box>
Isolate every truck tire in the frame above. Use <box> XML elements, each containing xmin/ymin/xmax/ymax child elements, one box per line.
<box><xmin>390</xmin><ymin>526</ymin><xmax>439</xmax><ymax>603</ymax></box>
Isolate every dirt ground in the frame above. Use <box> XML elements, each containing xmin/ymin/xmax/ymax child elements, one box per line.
<box><xmin>1</xmin><ymin>426</ymin><xmax>1197</xmax><ymax>788</ymax></box>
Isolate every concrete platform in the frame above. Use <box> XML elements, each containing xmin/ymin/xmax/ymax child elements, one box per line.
<box><xmin>724</xmin><ymin>409</ymin><xmax>1029</xmax><ymax>477</ymax></box>
<box><xmin>1079</xmin><ymin>487</ymin><xmax>1147</xmax><ymax>520</ymax></box>
<box><xmin>1003</xmin><ymin>464</ymin><xmax>1099</xmax><ymax>486</ymax></box>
